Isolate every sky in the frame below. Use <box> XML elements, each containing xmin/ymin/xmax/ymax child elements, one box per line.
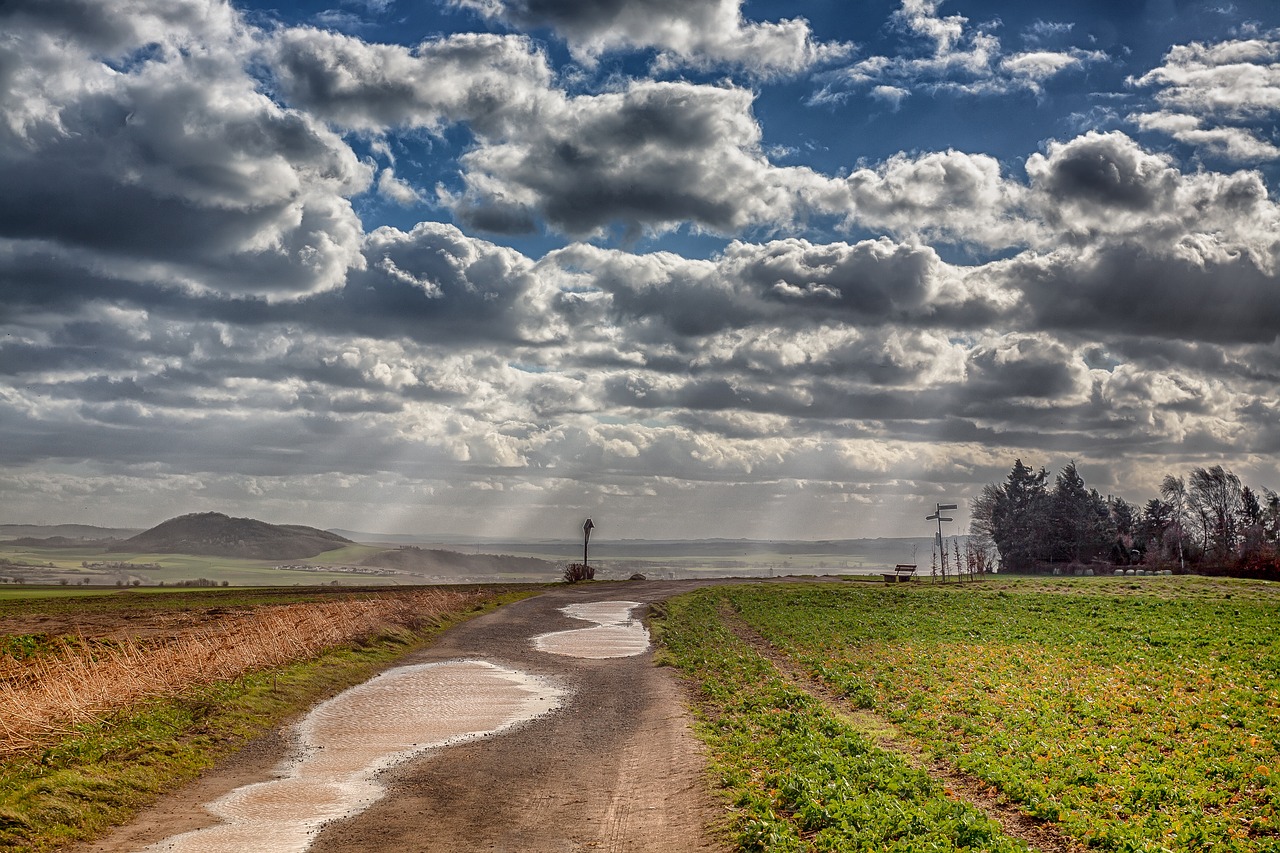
<box><xmin>1</xmin><ymin>0</ymin><xmax>1279</xmax><ymax>541</ymax></box>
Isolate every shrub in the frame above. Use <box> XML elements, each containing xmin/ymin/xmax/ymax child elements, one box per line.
<box><xmin>562</xmin><ymin>563</ymin><xmax>594</xmax><ymax>583</ymax></box>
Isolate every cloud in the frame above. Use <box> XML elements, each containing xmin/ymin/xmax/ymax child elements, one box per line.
<box><xmin>450</xmin><ymin>0</ymin><xmax>849</xmax><ymax>76</ymax></box>
<box><xmin>813</xmin><ymin>0</ymin><xmax>1104</xmax><ymax>103</ymax></box>
<box><xmin>268</xmin><ymin>28</ymin><xmax>555</xmax><ymax>134</ymax></box>
<box><xmin>544</xmin><ymin>235</ymin><xmax>1008</xmax><ymax>337</ymax></box>
<box><xmin>376</xmin><ymin>168</ymin><xmax>424</xmax><ymax>205</ymax></box>
<box><xmin>1023</xmin><ymin>131</ymin><xmax>1280</xmax><ymax>265</ymax></box>
<box><xmin>1129</xmin><ymin>31</ymin><xmax>1280</xmax><ymax>161</ymax></box>
<box><xmin>2</xmin><ymin>2</ymin><xmax>1278</xmax><ymax>538</ymax></box>
<box><xmin>445</xmin><ymin>81</ymin><xmax>833</xmax><ymax>238</ymax></box>
<box><xmin>1132</xmin><ymin>112</ymin><xmax>1280</xmax><ymax>161</ymax></box>
<box><xmin>268</xmin><ymin>30</ymin><xmax>834</xmax><ymax>238</ymax></box>
<box><xmin>0</xmin><ymin>0</ymin><xmax>371</xmax><ymax>299</ymax></box>
<box><xmin>835</xmin><ymin>149</ymin><xmax>1035</xmax><ymax>249</ymax></box>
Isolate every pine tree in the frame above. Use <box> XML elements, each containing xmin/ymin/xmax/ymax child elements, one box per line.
<box><xmin>992</xmin><ymin>459</ymin><xmax>1050</xmax><ymax>571</ymax></box>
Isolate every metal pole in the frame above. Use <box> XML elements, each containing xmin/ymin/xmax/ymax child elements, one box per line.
<box><xmin>926</xmin><ymin>503</ymin><xmax>957</xmax><ymax>581</ymax></box>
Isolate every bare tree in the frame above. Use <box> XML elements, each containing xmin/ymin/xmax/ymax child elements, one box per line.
<box><xmin>1159</xmin><ymin>474</ymin><xmax>1188</xmax><ymax>572</ymax></box>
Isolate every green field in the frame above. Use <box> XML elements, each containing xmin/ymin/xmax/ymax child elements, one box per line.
<box><xmin>658</xmin><ymin>576</ymin><xmax>1280</xmax><ymax>852</ymax></box>
<box><xmin>0</xmin><ymin>542</ymin><xmax>398</xmax><ymax>587</ymax></box>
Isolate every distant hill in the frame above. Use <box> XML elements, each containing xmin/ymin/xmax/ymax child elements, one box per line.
<box><xmin>0</xmin><ymin>523</ymin><xmax>142</xmax><ymax>540</ymax></box>
<box><xmin>108</xmin><ymin>512</ymin><xmax>353</xmax><ymax>561</ymax></box>
<box><xmin>360</xmin><ymin>547</ymin><xmax>557</xmax><ymax>577</ymax></box>
<box><xmin>0</xmin><ymin>536</ymin><xmax>121</xmax><ymax>548</ymax></box>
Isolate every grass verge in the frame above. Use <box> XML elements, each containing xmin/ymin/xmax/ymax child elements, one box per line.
<box><xmin>0</xmin><ymin>587</ymin><xmax>535</xmax><ymax>852</ymax></box>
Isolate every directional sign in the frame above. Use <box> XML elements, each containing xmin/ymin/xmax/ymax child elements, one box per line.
<box><xmin>937</xmin><ymin>504</ymin><xmax>958</xmax><ymax>511</ymax></box>
<box><xmin>925</xmin><ymin>514</ymin><xmax>954</xmax><ymax>522</ymax></box>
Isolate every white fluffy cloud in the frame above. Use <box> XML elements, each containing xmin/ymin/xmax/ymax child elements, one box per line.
<box><xmin>451</xmin><ymin>0</ymin><xmax>849</xmax><ymax>75</ymax></box>
<box><xmin>1129</xmin><ymin>31</ymin><xmax>1280</xmax><ymax>161</ymax></box>
<box><xmin>0</xmin><ymin>0</ymin><xmax>371</xmax><ymax>299</ymax></box>
<box><xmin>269</xmin><ymin>29</ymin><xmax>556</xmax><ymax>134</ymax></box>
<box><xmin>447</xmin><ymin>80</ymin><xmax>835</xmax><ymax>237</ymax></box>
<box><xmin>813</xmin><ymin>0</ymin><xmax>1104</xmax><ymax>103</ymax></box>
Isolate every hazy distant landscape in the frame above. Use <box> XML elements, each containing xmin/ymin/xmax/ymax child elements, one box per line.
<box><xmin>0</xmin><ymin>514</ymin><xmax>938</xmax><ymax>588</ymax></box>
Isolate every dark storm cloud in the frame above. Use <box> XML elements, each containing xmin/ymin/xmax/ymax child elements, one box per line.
<box><xmin>1007</xmin><ymin>244</ymin><xmax>1280</xmax><ymax>344</ymax></box>
<box><xmin>961</xmin><ymin>336</ymin><xmax>1089</xmax><ymax>401</ymax></box>
<box><xmin>1029</xmin><ymin>131</ymin><xmax>1177</xmax><ymax>213</ymax></box>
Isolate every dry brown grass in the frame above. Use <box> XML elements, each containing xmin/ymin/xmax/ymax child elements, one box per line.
<box><xmin>0</xmin><ymin>589</ymin><xmax>482</xmax><ymax>756</ymax></box>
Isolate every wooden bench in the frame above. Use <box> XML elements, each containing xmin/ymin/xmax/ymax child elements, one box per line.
<box><xmin>882</xmin><ymin>564</ymin><xmax>917</xmax><ymax>583</ymax></box>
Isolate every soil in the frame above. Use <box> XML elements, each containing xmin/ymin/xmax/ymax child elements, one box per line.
<box><xmin>73</xmin><ymin>580</ymin><xmax>734</xmax><ymax>853</ymax></box>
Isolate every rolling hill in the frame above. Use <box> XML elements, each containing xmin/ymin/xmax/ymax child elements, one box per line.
<box><xmin>107</xmin><ymin>512</ymin><xmax>353</xmax><ymax>561</ymax></box>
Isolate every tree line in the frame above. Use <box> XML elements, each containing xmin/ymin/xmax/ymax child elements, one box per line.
<box><xmin>970</xmin><ymin>460</ymin><xmax>1280</xmax><ymax>579</ymax></box>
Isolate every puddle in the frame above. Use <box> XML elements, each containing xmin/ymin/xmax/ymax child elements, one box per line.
<box><xmin>532</xmin><ymin>600</ymin><xmax>650</xmax><ymax>659</ymax></box>
<box><xmin>143</xmin><ymin>660</ymin><xmax>563</xmax><ymax>853</ymax></box>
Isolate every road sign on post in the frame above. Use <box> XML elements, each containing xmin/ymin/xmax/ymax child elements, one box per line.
<box><xmin>582</xmin><ymin>518</ymin><xmax>594</xmax><ymax>569</ymax></box>
<box><xmin>926</xmin><ymin>503</ymin><xmax>958</xmax><ymax>580</ymax></box>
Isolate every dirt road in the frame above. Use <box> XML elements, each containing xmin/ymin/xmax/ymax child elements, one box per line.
<box><xmin>80</xmin><ymin>580</ymin><xmax>730</xmax><ymax>853</ymax></box>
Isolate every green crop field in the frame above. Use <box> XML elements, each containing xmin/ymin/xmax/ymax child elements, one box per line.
<box><xmin>657</xmin><ymin>576</ymin><xmax>1280</xmax><ymax>852</ymax></box>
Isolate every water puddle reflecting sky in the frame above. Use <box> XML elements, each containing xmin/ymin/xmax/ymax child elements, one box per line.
<box><xmin>143</xmin><ymin>660</ymin><xmax>563</xmax><ymax>853</ymax></box>
<box><xmin>532</xmin><ymin>600</ymin><xmax>650</xmax><ymax>659</ymax></box>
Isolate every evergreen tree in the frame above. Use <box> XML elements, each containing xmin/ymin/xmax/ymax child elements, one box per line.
<box><xmin>992</xmin><ymin>459</ymin><xmax>1049</xmax><ymax>571</ymax></box>
<box><xmin>1110</xmin><ymin>496</ymin><xmax>1136</xmax><ymax>538</ymax></box>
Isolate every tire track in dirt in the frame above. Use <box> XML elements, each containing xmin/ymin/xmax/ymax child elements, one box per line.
<box><xmin>716</xmin><ymin>604</ymin><xmax>1089</xmax><ymax>853</ymax></box>
<box><xmin>77</xmin><ymin>581</ymin><xmax>730</xmax><ymax>853</ymax></box>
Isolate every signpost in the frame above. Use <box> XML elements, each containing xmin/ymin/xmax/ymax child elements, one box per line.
<box><xmin>582</xmin><ymin>518</ymin><xmax>594</xmax><ymax>570</ymax></box>
<box><xmin>925</xmin><ymin>503</ymin><xmax>957</xmax><ymax>559</ymax></box>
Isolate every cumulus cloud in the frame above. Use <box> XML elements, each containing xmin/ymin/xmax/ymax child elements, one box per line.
<box><xmin>544</xmin><ymin>235</ymin><xmax>1009</xmax><ymax>336</ymax></box>
<box><xmin>1129</xmin><ymin>31</ymin><xmax>1280</xmax><ymax>161</ymax></box>
<box><xmin>1023</xmin><ymin>131</ymin><xmax>1280</xmax><ymax>266</ymax></box>
<box><xmin>446</xmin><ymin>81</ymin><xmax>834</xmax><ymax>238</ymax></box>
<box><xmin>450</xmin><ymin>0</ymin><xmax>849</xmax><ymax>76</ymax></box>
<box><xmin>2</xmin><ymin>0</ymin><xmax>1277</xmax><ymax>539</ymax></box>
<box><xmin>834</xmin><ymin>149</ymin><xmax>1036</xmax><ymax>249</ymax></box>
<box><xmin>0</xmin><ymin>0</ymin><xmax>371</xmax><ymax>299</ymax></box>
<box><xmin>268</xmin><ymin>29</ymin><xmax>556</xmax><ymax>134</ymax></box>
<box><xmin>267</xmin><ymin>30</ymin><xmax>835</xmax><ymax>238</ymax></box>
<box><xmin>813</xmin><ymin>0</ymin><xmax>1104</xmax><ymax>103</ymax></box>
